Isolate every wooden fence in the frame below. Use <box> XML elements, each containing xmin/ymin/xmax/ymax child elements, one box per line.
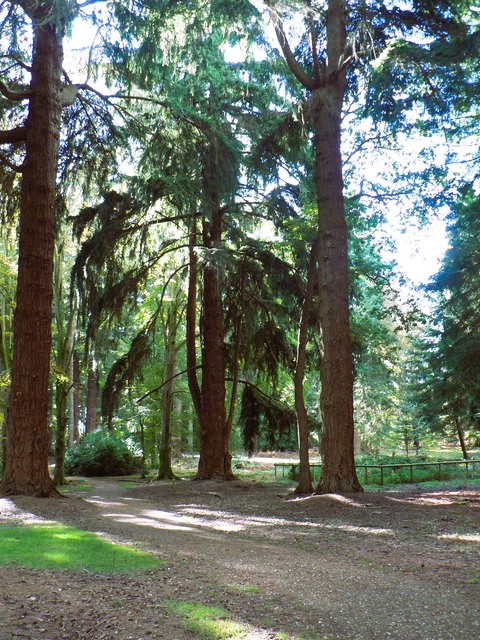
<box><xmin>273</xmin><ymin>459</ymin><xmax>480</xmax><ymax>486</ymax></box>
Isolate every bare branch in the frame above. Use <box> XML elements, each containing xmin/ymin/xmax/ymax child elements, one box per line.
<box><xmin>76</xmin><ymin>0</ymin><xmax>104</xmax><ymax>7</ymax></box>
<box><xmin>307</xmin><ymin>1</ymin><xmax>322</xmax><ymax>85</ymax></box>
<box><xmin>0</xmin><ymin>149</ymin><xmax>23</xmax><ymax>172</ymax></box>
<box><xmin>0</xmin><ymin>78</ymin><xmax>31</xmax><ymax>101</ymax></box>
<box><xmin>264</xmin><ymin>1</ymin><xmax>318</xmax><ymax>91</ymax></box>
<box><xmin>0</xmin><ymin>125</ymin><xmax>26</xmax><ymax>144</ymax></box>
<box><xmin>136</xmin><ymin>365</ymin><xmax>202</xmax><ymax>404</ymax></box>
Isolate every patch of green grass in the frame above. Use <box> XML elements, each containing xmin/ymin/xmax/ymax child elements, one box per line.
<box><xmin>119</xmin><ymin>481</ymin><xmax>139</xmax><ymax>489</ymax></box>
<box><xmin>60</xmin><ymin>483</ymin><xmax>91</xmax><ymax>493</ymax></box>
<box><xmin>164</xmin><ymin>600</ymin><xmax>250</xmax><ymax>639</ymax></box>
<box><xmin>229</xmin><ymin>582</ymin><xmax>261</xmax><ymax>594</ymax></box>
<box><xmin>0</xmin><ymin>524</ymin><xmax>162</xmax><ymax>573</ymax></box>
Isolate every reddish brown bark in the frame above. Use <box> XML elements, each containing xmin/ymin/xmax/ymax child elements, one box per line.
<box><xmin>293</xmin><ymin>236</ymin><xmax>319</xmax><ymax>495</ymax></box>
<box><xmin>196</xmin><ymin>203</ymin><xmax>230</xmax><ymax>480</ymax></box>
<box><xmin>0</xmin><ymin>22</ymin><xmax>63</xmax><ymax>497</ymax></box>
<box><xmin>312</xmin><ymin>1</ymin><xmax>361</xmax><ymax>494</ymax></box>
<box><xmin>311</xmin><ymin>0</ymin><xmax>362</xmax><ymax>493</ymax></box>
<box><xmin>270</xmin><ymin>0</ymin><xmax>361</xmax><ymax>493</ymax></box>
<box><xmin>157</xmin><ymin>302</ymin><xmax>179</xmax><ymax>480</ymax></box>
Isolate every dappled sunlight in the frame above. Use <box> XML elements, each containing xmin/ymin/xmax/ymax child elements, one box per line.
<box><xmin>180</xmin><ymin>506</ymin><xmax>287</xmax><ymax>526</ymax></box>
<box><xmin>140</xmin><ymin>508</ymin><xmax>244</xmax><ymax>532</ymax></box>
<box><xmin>385</xmin><ymin>490</ymin><xmax>480</xmax><ymax>508</ymax></box>
<box><xmin>389</xmin><ymin>495</ymin><xmax>457</xmax><ymax>506</ymax></box>
<box><xmin>289</xmin><ymin>493</ymin><xmax>369</xmax><ymax>508</ymax></box>
<box><xmin>86</xmin><ymin>497</ymin><xmax>129</xmax><ymax>508</ymax></box>
<box><xmin>438</xmin><ymin>533</ymin><xmax>480</xmax><ymax>543</ymax></box>
<box><xmin>0</xmin><ymin>498</ymin><xmax>56</xmax><ymax>525</ymax></box>
<box><xmin>103</xmin><ymin>512</ymin><xmax>195</xmax><ymax>531</ymax></box>
<box><xmin>96</xmin><ymin>500</ymin><xmax>396</xmax><ymax>538</ymax></box>
<box><xmin>179</xmin><ymin>506</ymin><xmax>395</xmax><ymax>536</ymax></box>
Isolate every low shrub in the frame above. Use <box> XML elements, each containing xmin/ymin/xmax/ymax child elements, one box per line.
<box><xmin>65</xmin><ymin>430</ymin><xmax>140</xmax><ymax>477</ymax></box>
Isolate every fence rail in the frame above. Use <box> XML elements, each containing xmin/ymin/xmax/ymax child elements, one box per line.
<box><xmin>273</xmin><ymin>459</ymin><xmax>480</xmax><ymax>486</ymax></box>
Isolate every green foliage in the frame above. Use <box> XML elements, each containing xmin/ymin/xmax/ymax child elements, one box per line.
<box><xmin>0</xmin><ymin>524</ymin><xmax>161</xmax><ymax>573</ymax></box>
<box><xmin>65</xmin><ymin>429</ymin><xmax>140</xmax><ymax>477</ymax></box>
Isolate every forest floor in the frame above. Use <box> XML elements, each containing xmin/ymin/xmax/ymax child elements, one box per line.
<box><xmin>0</xmin><ymin>469</ymin><xmax>479</xmax><ymax>640</ymax></box>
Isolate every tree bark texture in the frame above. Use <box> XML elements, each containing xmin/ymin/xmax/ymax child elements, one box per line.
<box><xmin>157</xmin><ymin>303</ymin><xmax>179</xmax><ymax>480</ymax></box>
<box><xmin>312</xmin><ymin>0</ymin><xmax>362</xmax><ymax>493</ymax></box>
<box><xmin>196</xmin><ymin>203</ymin><xmax>230</xmax><ymax>479</ymax></box>
<box><xmin>293</xmin><ymin>236</ymin><xmax>319</xmax><ymax>495</ymax></box>
<box><xmin>70</xmin><ymin>351</ymin><xmax>80</xmax><ymax>445</ymax></box>
<box><xmin>269</xmin><ymin>0</ymin><xmax>362</xmax><ymax>493</ymax></box>
<box><xmin>85</xmin><ymin>359</ymin><xmax>97</xmax><ymax>434</ymax></box>
<box><xmin>0</xmin><ymin>22</ymin><xmax>63</xmax><ymax>497</ymax></box>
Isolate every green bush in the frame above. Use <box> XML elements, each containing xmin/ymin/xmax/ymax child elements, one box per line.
<box><xmin>65</xmin><ymin>430</ymin><xmax>140</xmax><ymax>477</ymax></box>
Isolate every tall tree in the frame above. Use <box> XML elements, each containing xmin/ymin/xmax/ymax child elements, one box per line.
<box><xmin>266</xmin><ymin>0</ymin><xmax>361</xmax><ymax>492</ymax></box>
<box><xmin>0</xmin><ymin>0</ymin><xmax>74</xmax><ymax>496</ymax></box>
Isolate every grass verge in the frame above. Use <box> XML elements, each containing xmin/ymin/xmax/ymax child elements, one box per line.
<box><xmin>0</xmin><ymin>523</ymin><xmax>162</xmax><ymax>573</ymax></box>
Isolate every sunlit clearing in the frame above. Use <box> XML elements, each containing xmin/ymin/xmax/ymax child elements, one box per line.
<box><xmin>438</xmin><ymin>533</ymin><xmax>480</xmax><ymax>544</ymax></box>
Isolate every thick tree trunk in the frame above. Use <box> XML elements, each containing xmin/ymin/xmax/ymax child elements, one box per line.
<box><xmin>294</xmin><ymin>236</ymin><xmax>319</xmax><ymax>495</ymax></box>
<box><xmin>0</xmin><ymin>23</ymin><xmax>62</xmax><ymax>497</ymax></box>
<box><xmin>313</xmin><ymin>1</ymin><xmax>362</xmax><ymax>494</ymax></box>
<box><xmin>196</xmin><ymin>200</ymin><xmax>231</xmax><ymax>480</ymax></box>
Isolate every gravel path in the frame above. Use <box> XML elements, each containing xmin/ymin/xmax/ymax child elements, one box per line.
<box><xmin>0</xmin><ymin>477</ymin><xmax>479</xmax><ymax>639</ymax></box>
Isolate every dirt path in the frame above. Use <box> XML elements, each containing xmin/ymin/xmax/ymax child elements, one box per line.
<box><xmin>0</xmin><ymin>477</ymin><xmax>479</xmax><ymax>640</ymax></box>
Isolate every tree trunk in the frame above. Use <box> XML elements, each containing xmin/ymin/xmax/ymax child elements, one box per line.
<box><xmin>0</xmin><ymin>22</ymin><xmax>63</xmax><ymax>497</ymax></box>
<box><xmin>268</xmin><ymin>0</ymin><xmax>361</xmax><ymax>494</ymax></box>
<box><xmin>313</xmin><ymin>0</ymin><xmax>362</xmax><ymax>494</ymax></box>
<box><xmin>70</xmin><ymin>352</ymin><xmax>80</xmax><ymax>445</ymax></box>
<box><xmin>53</xmin><ymin>247</ymin><xmax>74</xmax><ymax>485</ymax></box>
<box><xmin>85</xmin><ymin>359</ymin><xmax>97</xmax><ymax>434</ymax></box>
<box><xmin>455</xmin><ymin>417</ymin><xmax>469</xmax><ymax>460</ymax></box>
<box><xmin>224</xmin><ymin>257</ymin><xmax>246</xmax><ymax>480</ymax></box>
<box><xmin>53</xmin><ymin>381</ymin><xmax>68</xmax><ymax>485</ymax></box>
<box><xmin>294</xmin><ymin>236</ymin><xmax>319</xmax><ymax>495</ymax></box>
<box><xmin>195</xmin><ymin>188</ymin><xmax>231</xmax><ymax>479</ymax></box>
<box><xmin>157</xmin><ymin>303</ymin><xmax>179</xmax><ymax>480</ymax></box>
<box><xmin>186</xmin><ymin>216</ymin><xmax>203</xmax><ymax>422</ymax></box>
